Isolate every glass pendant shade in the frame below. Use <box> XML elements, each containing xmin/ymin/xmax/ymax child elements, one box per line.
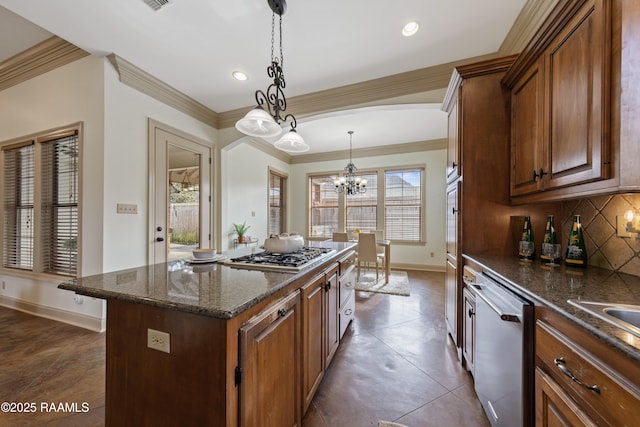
<box><xmin>235</xmin><ymin>106</ymin><xmax>283</xmax><ymax>138</ymax></box>
<box><xmin>274</xmin><ymin>129</ymin><xmax>310</xmax><ymax>153</ymax></box>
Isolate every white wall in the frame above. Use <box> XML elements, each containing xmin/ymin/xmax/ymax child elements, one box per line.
<box><xmin>289</xmin><ymin>149</ymin><xmax>447</xmax><ymax>271</ymax></box>
<box><xmin>222</xmin><ymin>140</ymin><xmax>290</xmax><ymax>250</ymax></box>
<box><xmin>0</xmin><ymin>56</ymin><xmax>107</xmax><ymax>327</ymax></box>
<box><xmin>102</xmin><ymin>58</ymin><xmax>218</xmax><ymax>272</ymax></box>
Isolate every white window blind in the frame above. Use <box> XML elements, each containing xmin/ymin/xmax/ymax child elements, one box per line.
<box><xmin>384</xmin><ymin>168</ymin><xmax>423</xmax><ymax>242</ymax></box>
<box><xmin>309</xmin><ymin>175</ymin><xmax>339</xmax><ymax>238</ymax></box>
<box><xmin>346</xmin><ymin>172</ymin><xmax>377</xmax><ymax>232</ymax></box>
<box><xmin>2</xmin><ymin>128</ymin><xmax>79</xmax><ymax>276</ymax></box>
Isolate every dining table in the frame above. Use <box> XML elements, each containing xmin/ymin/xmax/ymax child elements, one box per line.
<box><xmin>329</xmin><ymin>237</ymin><xmax>391</xmax><ymax>283</ymax></box>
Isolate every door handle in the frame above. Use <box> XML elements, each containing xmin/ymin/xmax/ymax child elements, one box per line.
<box><xmin>156</xmin><ymin>237</ymin><xmax>164</xmax><ymax>242</ymax></box>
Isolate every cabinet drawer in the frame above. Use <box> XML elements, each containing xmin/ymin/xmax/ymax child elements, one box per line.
<box><xmin>536</xmin><ymin>320</ymin><xmax>640</xmax><ymax>426</ymax></box>
<box><xmin>339</xmin><ymin>292</ymin><xmax>355</xmax><ymax>339</ymax></box>
<box><xmin>339</xmin><ymin>264</ymin><xmax>356</xmax><ymax>308</ymax></box>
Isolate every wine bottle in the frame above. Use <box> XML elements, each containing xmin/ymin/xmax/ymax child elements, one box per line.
<box><xmin>540</xmin><ymin>215</ymin><xmax>561</xmax><ymax>265</ymax></box>
<box><xmin>518</xmin><ymin>216</ymin><xmax>535</xmax><ymax>261</ymax></box>
<box><xmin>566</xmin><ymin>214</ymin><xmax>588</xmax><ymax>268</ymax></box>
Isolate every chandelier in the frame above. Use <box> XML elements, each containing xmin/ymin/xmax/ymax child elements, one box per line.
<box><xmin>335</xmin><ymin>131</ymin><xmax>366</xmax><ymax>195</ymax></box>
<box><xmin>235</xmin><ymin>0</ymin><xmax>309</xmax><ymax>153</ymax></box>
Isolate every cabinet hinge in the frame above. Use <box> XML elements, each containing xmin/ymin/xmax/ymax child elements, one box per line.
<box><xmin>234</xmin><ymin>366</ymin><xmax>242</xmax><ymax>386</ymax></box>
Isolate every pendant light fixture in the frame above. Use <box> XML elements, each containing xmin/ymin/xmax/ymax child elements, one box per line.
<box><xmin>235</xmin><ymin>0</ymin><xmax>309</xmax><ymax>153</ymax></box>
<box><xmin>335</xmin><ymin>131</ymin><xmax>366</xmax><ymax>195</ymax></box>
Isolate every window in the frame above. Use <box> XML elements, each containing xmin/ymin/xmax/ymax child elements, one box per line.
<box><xmin>308</xmin><ymin>167</ymin><xmax>424</xmax><ymax>242</ymax></box>
<box><xmin>268</xmin><ymin>169</ymin><xmax>287</xmax><ymax>235</ymax></box>
<box><xmin>384</xmin><ymin>168</ymin><xmax>423</xmax><ymax>241</ymax></box>
<box><xmin>2</xmin><ymin>126</ymin><xmax>80</xmax><ymax>276</ymax></box>
<box><xmin>309</xmin><ymin>174</ymin><xmax>339</xmax><ymax>238</ymax></box>
<box><xmin>346</xmin><ymin>172</ymin><xmax>377</xmax><ymax>232</ymax></box>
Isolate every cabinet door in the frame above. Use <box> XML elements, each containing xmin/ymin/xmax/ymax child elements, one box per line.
<box><xmin>535</xmin><ymin>368</ymin><xmax>597</xmax><ymax>427</ymax></box>
<box><xmin>325</xmin><ymin>270</ymin><xmax>339</xmax><ymax>366</ymax></box>
<box><xmin>445</xmin><ymin>259</ymin><xmax>458</xmax><ymax>345</ymax></box>
<box><xmin>446</xmin><ymin>182</ymin><xmax>459</xmax><ymax>259</ymax></box>
<box><xmin>301</xmin><ymin>274</ymin><xmax>325</xmax><ymax>413</ymax></box>
<box><xmin>446</xmin><ymin>93</ymin><xmax>461</xmax><ymax>183</ymax></box>
<box><xmin>545</xmin><ymin>0</ymin><xmax>610</xmax><ymax>190</ymax></box>
<box><xmin>511</xmin><ymin>59</ymin><xmax>545</xmax><ymax>196</ymax></box>
<box><xmin>462</xmin><ymin>287</ymin><xmax>475</xmax><ymax>375</ymax></box>
<box><xmin>240</xmin><ymin>291</ymin><xmax>301</xmax><ymax>427</ymax></box>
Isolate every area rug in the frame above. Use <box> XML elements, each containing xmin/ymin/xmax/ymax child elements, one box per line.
<box><xmin>355</xmin><ymin>270</ymin><xmax>410</xmax><ymax>296</ymax></box>
<box><xmin>378</xmin><ymin>421</ymin><xmax>409</xmax><ymax>427</ymax></box>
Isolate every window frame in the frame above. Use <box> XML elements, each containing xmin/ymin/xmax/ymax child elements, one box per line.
<box><xmin>1</xmin><ymin>123</ymin><xmax>82</xmax><ymax>278</ymax></box>
<box><xmin>307</xmin><ymin>165</ymin><xmax>425</xmax><ymax>243</ymax></box>
<box><xmin>268</xmin><ymin>167</ymin><xmax>288</xmax><ymax>236</ymax></box>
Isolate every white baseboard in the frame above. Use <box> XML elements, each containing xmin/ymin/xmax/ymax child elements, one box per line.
<box><xmin>0</xmin><ymin>295</ymin><xmax>105</xmax><ymax>332</ymax></box>
<box><xmin>391</xmin><ymin>262</ymin><xmax>445</xmax><ymax>272</ymax></box>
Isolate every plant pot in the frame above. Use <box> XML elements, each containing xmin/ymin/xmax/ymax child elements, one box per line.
<box><xmin>237</xmin><ymin>236</ymin><xmax>245</xmax><ymax>243</ymax></box>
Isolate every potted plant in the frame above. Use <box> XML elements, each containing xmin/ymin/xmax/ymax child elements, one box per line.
<box><xmin>230</xmin><ymin>221</ymin><xmax>251</xmax><ymax>243</ymax></box>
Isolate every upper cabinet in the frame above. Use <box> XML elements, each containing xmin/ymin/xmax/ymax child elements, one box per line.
<box><xmin>504</xmin><ymin>0</ymin><xmax>640</xmax><ymax>203</ymax></box>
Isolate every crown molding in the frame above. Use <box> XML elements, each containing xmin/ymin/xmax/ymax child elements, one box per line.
<box><xmin>498</xmin><ymin>0</ymin><xmax>560</xmax><ymax>55</ymax></box>
<box><xmin>218</xmin><ymin>53</ymin><xmax>497</xmax><ymax>130</ymax></box>
<box><xmin>0</xmin><ymin>36</ymin><xmax>89</xmax><ymax>92</ymax></box>
<box><xmin>289</xmin><ymin>139</ymin><xmax>447</xmax><ymax>165</ymax></box>
<box><xmin>107</xmin><ymin>54</ymin><xmax>218</xmax><ymax>128</ymax></box>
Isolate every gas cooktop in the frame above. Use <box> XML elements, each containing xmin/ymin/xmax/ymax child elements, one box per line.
<box><xmin>225</xmin><ymin>247</ymin><xmax>335</xmax><ymax>272</ymax></box>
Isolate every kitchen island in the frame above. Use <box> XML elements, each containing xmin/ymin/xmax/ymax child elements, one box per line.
<box><xmin>58</xmin><ymin>241</ymin><xmax>356</xmax><ymax>427</ymax></box>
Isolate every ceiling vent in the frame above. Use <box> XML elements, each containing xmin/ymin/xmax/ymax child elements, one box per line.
<box><xmin>142</xmin><ymin>0</ymin><xmax>173</xmax><ymax>12</ymax></box>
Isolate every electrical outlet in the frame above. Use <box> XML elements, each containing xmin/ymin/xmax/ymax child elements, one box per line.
<box><xmin>117</xmin><ymin>203</ymin><xmax>138</xmax><ymax>214</ymax></box>
<box><xmin>147</xmin><ymin>328</ymin><xmax>170</xmax><ymax>353</ymax></box>
<box><xmin>1</xmin><ymin>281</ymin><xmax>5</xmax><ymax>290</ymax></box>
<box><xmin>430</xmin><ymin>252</ymin><xmax>435</xmax><ymax>258</ymax></box>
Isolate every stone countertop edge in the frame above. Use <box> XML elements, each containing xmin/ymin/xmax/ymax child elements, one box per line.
<box><xmin>57</xmin><ymin>242</ymin><xmax>356</xmax><ymax>320</ymax></box>
<box><xmin>463</xmin><ymin>253</ymin><xmax>640</xmax><ymax>363</ymax></box>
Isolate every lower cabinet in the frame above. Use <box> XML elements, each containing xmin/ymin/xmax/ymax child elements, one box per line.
<box><xmin>462</xmin><ymin>286</ymin><xmax>476</xmax><ymax>376</ymax></box>
<box><xmin>301</xmin><ymin>265</ymin><xmax>339</xmax><ymax>414</ymax></box>
<box><xmin>239</xmin><ymin>290</ymin><xmax>301</xmax><ymax>427</ymax></box>
<box><xmin>338</xmin><ymin>252</ymin><xmax>356</xmax><ymax>338</ymax></box>
<box><xmin>535</xmin><ymin>308</ymin><xmax>640</xmax><ymax>426</ymax></box>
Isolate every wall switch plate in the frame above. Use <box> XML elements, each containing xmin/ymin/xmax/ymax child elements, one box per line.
<box><xmin>617</xmin><ymin>216</ymin><xmax>640</xmax><ymax>238</ymax></box>
<box><xmin>117</xmin><ymin>203</ymin><xmax>138</xmax><ymax>214</ymax></box>
<box><xmin>147</xmin><ymin>328</ymin><xmax>170</xmax><ymax>353</ymax></box>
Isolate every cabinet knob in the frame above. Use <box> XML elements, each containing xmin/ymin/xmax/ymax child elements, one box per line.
<box><xmin>468</xmin><ymin>308</ymin><xmax>475</xmax><ymax>317</ymax></box>
<box><xmin>532</xmin><ymin>168</ymin><xmax>548</xmax><ymax>182</ymax></box>
<box><xmin>554</xmin><ymin>357</ymin><xmax>600</xmax><ymax>394</ymax></box>
<box><xmin>452</xmin><ymin>162</ymin><xmax>457</xmax><ymax>169</ymax></box>
<box><xmin>325</xmin><ymin>282</ymin><xmax>331</xmax><ymax>292</ymax></box>
<box><xmin>452</xmin><ymin>207</ymin><xmax>459</xmax><ymax>214</ymax></box>
<box><xmin>344</xmin><ymin>309</ymin><xmax>353</xmax><ymax>316</ymax></box>
<box><xmin>277</xmin><ymin>308</ymin><xmax>287</xmax><ymax>317</ymax></box>
<box><xmin>344</xmin><ymin>281</ymin><xmax>354</xmax><ymax>289</ymax></box>
<box><xmin>156</xmin><ymin>237</ymin><xmax>164</xmax><ymax>242</ymax></box>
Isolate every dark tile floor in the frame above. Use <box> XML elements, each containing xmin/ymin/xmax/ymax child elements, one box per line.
<box><xmin>0</xmin><ymin>270</ymin><xmax>489</xmax><ymax>427</ymax></box>
<box><xmin>302</xmin><ymin>271</ymin><xmax>490</xmax><ymax>427</ymax></box>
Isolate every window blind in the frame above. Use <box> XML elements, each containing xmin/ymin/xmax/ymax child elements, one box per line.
<box><xmin>346</xmin><ymin>172</ymin><xmax>377</xmax><ymax>232</ymax></box>
<box><xmin>39</xmin><ymin>134</ymin><xmax>78</xmax><ymax>275</ymax></box>
<box><xmin>3</xmin><ymin>143</ymin><xmax>35</xmax><ymax>270</ymax></box>
<box><xmin>384</xmin><ymin>168</ymin><xmax>423</xmax><ymax>241</ymax></box>
<box><xmin>309</xmin><ymin>175</ymin><xmax>339</xmax><ymax>238</ymax></box>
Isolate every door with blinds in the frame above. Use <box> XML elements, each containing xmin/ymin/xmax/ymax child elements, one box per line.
<box><xmin>149</xmin><ymin>124</ymin><xmax>212</xmax><ymax>264</ymax></box>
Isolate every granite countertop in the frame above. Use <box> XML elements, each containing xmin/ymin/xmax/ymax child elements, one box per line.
<box><xmin>464</xmin><ymin>253</ymin><xmax>640</xmax><ymax>362</ymax></box>
<box><xmin>58</xmin><ymin>241</ymin><xmax>356</xmax><ymax>319</ymax></box>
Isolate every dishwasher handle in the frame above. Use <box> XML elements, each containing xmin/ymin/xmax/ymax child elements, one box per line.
<box><xmin>472</xmin><ymin>283</ymin><xmax>521</xmax><ymax>323</ymax></box>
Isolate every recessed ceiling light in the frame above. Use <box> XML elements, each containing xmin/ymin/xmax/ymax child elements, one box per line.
<box><xmin>232</xmin><ymin>71</ymin><xmax>248</xmax><ymax>81</ymax></box>
<box><xmin>402</xmin><ymin>21</ymin><xmax>420</xmax><ymax>37</ymax></box>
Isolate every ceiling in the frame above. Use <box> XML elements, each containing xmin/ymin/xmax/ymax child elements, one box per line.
<box><xmin>0</xmin><ymin>0</ymin><xmax>530</xmax><ymax>155</ymax></box>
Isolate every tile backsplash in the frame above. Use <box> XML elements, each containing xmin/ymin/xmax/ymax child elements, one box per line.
<box><xmin>562</xmin><ymin>194</ymin><xmax>640</xmax><ymax>276</ymax></box>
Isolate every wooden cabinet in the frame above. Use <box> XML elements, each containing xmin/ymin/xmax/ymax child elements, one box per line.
<box><xmin>462</xmin><ymin>286</ymin><xmax>476</xmax><ymax>376</ymax></box>
<box><xmin>505</xmin><ymin>0</ymin><xmax>640</xmax><ymax>202</ymax></box>
<box><xmin>300</xmin><ymin>264</ymin><xmax>339</xmax><ymax>413</ymax></box>
<box><xmin>535</xmin><ymin>307</ymin><xmax>640</xmax><ymax>426</ymax></box>
<box><xmin>444</xmin><ymin>259</ymin><xmax>458</xmax><ymax>346</ymax></box>
<box><xmin>239</xmin><ymin>291</ymin><xmax>301</xmax><ymax>427</ymax></box>
<box><xmin>446</xmin><ymin>93</ymin><xmax>460</xmax><ymax>184</ymax></box>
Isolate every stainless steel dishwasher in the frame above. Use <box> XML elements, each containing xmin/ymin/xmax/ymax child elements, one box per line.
<box><xmin>473</xmin><ymin>272</ymin><xmax>534</xmax><ymax>427</ymax></box>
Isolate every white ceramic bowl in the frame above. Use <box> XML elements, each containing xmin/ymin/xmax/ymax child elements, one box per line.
<box><xmin>192</xmin><ymin>248</ymin><xmax>217</xmax><ymax>259</ymax></box>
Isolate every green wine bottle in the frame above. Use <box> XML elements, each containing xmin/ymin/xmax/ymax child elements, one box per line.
<box><xmin>540</xmin><ymin>215</ymin><xmax>561</xmax><ymax>265</ymax></box>
<box><xmin>518</xmin><ymin>216</ymin><xmax>535</xmax><ymax>261</ymax></box>
<box><xmin>566</xmin><ymin>214</ymin><xmax>588</xmax><ymax>268</ymax></box>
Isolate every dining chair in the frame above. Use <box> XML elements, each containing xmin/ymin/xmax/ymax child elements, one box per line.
<box><xmin>357</xmin><ymin>232</ymin><xmax>385</xmax><ymax>282</ymax></box>
<box><xmin>332</xmin><ymin>232</ymin><xmax>349</xmax><ymax>242</ymax></box>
